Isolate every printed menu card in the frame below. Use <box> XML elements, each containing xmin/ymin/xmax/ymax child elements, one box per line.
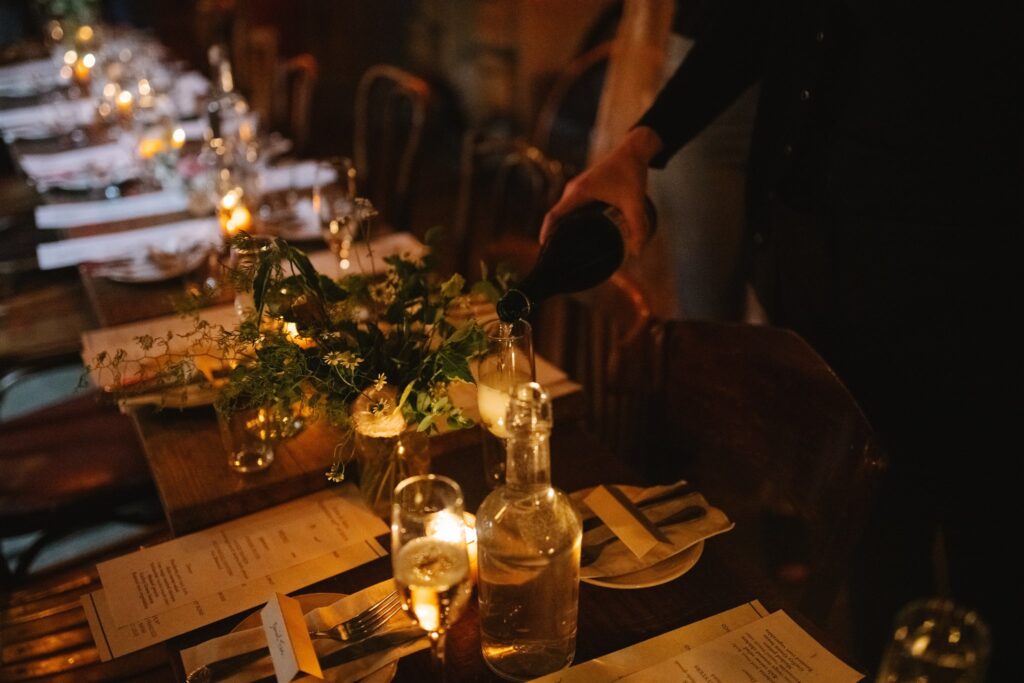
<box><xmin>82</xmin><ymin>486</ymin><xmax>388</xmax><ymax>660</ymax></box>
<box><xmin>533</xmin><ymin>604</ymin><xmax>862</xmax><ymax>683</ymax></box>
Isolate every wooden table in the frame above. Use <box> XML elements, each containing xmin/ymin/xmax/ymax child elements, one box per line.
<box><xmin>162</xmin><ymin>420</ymin><xmax>852</xmax><ymax>682</ymax></box>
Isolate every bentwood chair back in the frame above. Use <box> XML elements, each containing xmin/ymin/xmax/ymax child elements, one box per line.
<box><xmin>641</xmin><ymin>320</ymin><xmax>887</xmax><ymax>624</ymax></box>
<box><xmin>272</xmin><ymin>53</ymin><xmax>318</xmax><ymax>154</ymax></box>
<box><xmin>476</xmin><ymin>237</ymin><xmax>652</xmax><ymax>457</ymax></box>
<box><xmin>531</xmin><ymin>40</ymin><xmax>613</xmax><ymax>175</ymax></box>
<box><xmin>454</xmin><ymin>132</ymin><xmax>564</xmax><ymax>276</ymax></box>
<box><xmin>353</xmin><ymin>65</ymin><xmax>432</xmax><ymax>232</ymax></box>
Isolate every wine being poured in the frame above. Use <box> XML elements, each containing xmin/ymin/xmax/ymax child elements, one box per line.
<box><xmin>496</xmin><ymin>197</ymin><xmax>657</xmax><ymax>323</ymax></box>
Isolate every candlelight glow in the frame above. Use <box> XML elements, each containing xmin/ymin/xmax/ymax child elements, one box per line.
<box><xmin>63</xmin><ymin>50</ymin><xmax>77</xmax><ymax>65</ymax></box>
<box><xmin>82</xmin><ymin>53</ymin><xmax>96</xmax><ymax>68</ymax></box>
<box><xmin>116</xmin><ymin>89</ymin><xmax>133</xmax><ymax>111</ymax></box>
<box><xmin>218</xmin><ymin>189</ymin><xmax>252</xmax><ymax>237</ymax></box>
<box><xmin>76</xmin><ymin>25</ymin><xmax>94</xmax><ymax>43</ymax></box>
<box><xmin>283</xmin><ymin>322</ymin><xmax>317</xmax><ymax>349</ymax></box>
<box><xmin>410</xmin><ymin>587</ymin><xmax>440</xmax><ymax>632</ymax></box>
<box><xmin>138</xmin><ymin>137</ymin><xmax>164</xmax><ymax>159</ymax></box>
<box><xmin>171</xmin><ymin>128</ymin><xmax>186</xmax><ymax>149</ymax></box>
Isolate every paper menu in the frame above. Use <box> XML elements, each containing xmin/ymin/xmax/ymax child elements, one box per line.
<box><xmin>97</xmin><ymin>487</ymin><xmax>387</xmax><ymax>628</ymax></box>
<box><xmin>530</xmin><ymin>601</ymin><xmax>770</xmax><ymax>683</ymax></box>
<box><xmin>83</xmin><ymin>539</ymin><xmax>387</xmax><ymax>660</ymax></box>
<box><xmin>618</xmin><ymin>610</ymin><xmax>863</xmax><ymax>683</ymax></box>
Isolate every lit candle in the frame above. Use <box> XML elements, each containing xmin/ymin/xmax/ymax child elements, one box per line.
<box><xmin>218</xmin><ymin>188</ymin><xmax>252</xmax><ymax>237</ymax></box>
<box><xmin>464</xmin><ymin>512</ymin><xmax>478</xmax><ymax>584</ymax></box>
<box><xmin>115</xmin><ymin>89</ymin><xmax>134</xmax><ymax>116</ymax></box>
<box><xmin>170</xmin><ymin>127</ymin><xmax>186</xmax><ymax>150</ymax></box>
<box><xmin>282</xmin><ymin>322</ymin><xmax>317</xmax><ymax>349</ymax></box>
<box><xmin>138</xmin><ymin>137</ymin><xmax>165</xmax><ymax>159</ymax></box>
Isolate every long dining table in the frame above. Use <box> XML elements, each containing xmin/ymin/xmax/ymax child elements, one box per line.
<box><xmin>1</xmin><ymin>53</ymin><xmax>864</xmax><ymax>682</ymax></box>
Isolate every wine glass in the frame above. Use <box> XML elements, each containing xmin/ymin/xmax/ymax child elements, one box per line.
<box><xmin>391</xmin><ymin>475</ymin><xmax>472</xmax><ymax>676</ymax></box>
<box><xmin>313</xmin><ymin>157</ymin><xmax>358</xmax><ymax>263</ymax></box>
<box><xmin>476</xmin><ymin>318</ymin><xmax>535</xmax><ymax>488</ymax></box>
<box><xmin>876</xmin><ymin>598</ymin><xmax>990</xmax><ymax>683</ymax></box>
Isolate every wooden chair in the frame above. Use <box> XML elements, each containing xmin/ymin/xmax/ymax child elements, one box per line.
<box><xmin>0</xmin><ymin>393</ymin><xmax>160</xmax><ymax>581</ymax></box>
<box><xmin>476</xmin><ymin>237</ymin><xmax>652</xmax><ymax>457</ymax></box>
<box><xmin>272</xmin><ymin>53</ymin><xmax>318</xmax><ymax>154</ymax></box>
<box><xmin>353</xmin><ymin>65</ymin><xmax>432</xmax><ymax>232</ymax></box>
<box><xmin>454</xmin><ymin>131</ymin><xmax>564</xmax><ymax>276</ymax></box>
<box><xmin>531</xmin><ymin>40</ymin><xmax>613</xmax><ymax>175</ymax></box>
<box><xmin>640</xmin><ymin>320</ymin><xmax>887</xmax><ymax>624</ymax></box>
<box><xmin>0</xmin><ymin>526</ymin><xmax>172</xmax><ymax>681</ymax></box>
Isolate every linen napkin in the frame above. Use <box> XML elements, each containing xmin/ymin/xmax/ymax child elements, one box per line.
<box><xmin>0</xmin><ymin>98</ymin><xmax>95</xmax><ymax>131</ymax></box>
<box><xmin>18</xmin><ymin>141</ymin><xmax>137</xmax><ymax>183</ymax></box>
<box><xmin>574</xmin><ymin>483</ymin><xmax>734</xmax><ymax>579</ymax></box>
<box><xmin>0</xmin><ymin>58</ymin><xmax>61</xmax><ymax>97</ymax></box>
<box><xmin>37</xmin><ymin>217</ymin><xmax>220</xmax><ymax>270</ymax></box>
<box><xmin>34</xmin><ymin>188</ymin><xmax>190</xmax><ymax>229</ymax></box>
<box><xmin>179</xmin><ymin>580</ymin><xmax>428</xmax><ymax>683</ymax></box>
<box><xmin>258</xmin><ymin>161</ymin><xmax>334</xmax><ymax>194</ymax></box>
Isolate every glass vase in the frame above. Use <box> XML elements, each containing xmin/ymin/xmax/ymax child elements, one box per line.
<box><xmin>355</xmin><ymin>429</ymin><xmax>430</xmax><ymax>518</ymax></box>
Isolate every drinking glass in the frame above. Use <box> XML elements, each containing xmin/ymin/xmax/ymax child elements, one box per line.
<box><xmin>876</xmin><ymin>598</ymin><xmax>991</xmax><ymax>683</ymax></box>
<box><xmin>216</xmin><ymin>404</ymin><xmax>284</xmax><ymax>473</ymax></box>
<box><xmin>391</xmin><ymin>475</ymin><xmax>472</xmax><ymax>676</ymax></box>
<box><xmin>476</xmin><ymin>319</ymin><xmax>535</xmax><ymax>488</ymax></box>
<box><xmin>313</xmin><ymin>157</ymin><xmax>358</xmax><ymax>265</ymax></box>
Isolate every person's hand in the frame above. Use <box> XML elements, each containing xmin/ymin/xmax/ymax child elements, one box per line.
<box><xmin>540</xmin><ymin>126</ymin><xmax>662</xmax><ymax>256</ymax></box>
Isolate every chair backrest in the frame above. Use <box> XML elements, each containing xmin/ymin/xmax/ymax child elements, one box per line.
<box><xmin>641</xmin><ymin>320</ymin><xmax>887</xmax><ymax>623</ymax></box>
<box><xmin>455</xmin><ymin>132</ymin><xmax>564</xmax><ymax>276</ymax></box>
<box><xmin>272</xmin><ymin>53</ymin><xmax>319</xmax><ymax>154</ymax></box>
<box><xmin>531</xmin><ymin>40</ymin><xmax>613</xmax><ymax>174</ymax></box>
<box><xmin>353</xmin><ymin>65</ymin><xmax>432</xmax><ymax>231</ymax></box>
<box><xmin>476</xmin><ymin>237</ymin><xmax>652</xmax><ymax>454</ymax></box>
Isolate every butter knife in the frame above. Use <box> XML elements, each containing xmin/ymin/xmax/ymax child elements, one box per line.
<box><xmin>185</xmin><ymin>628</ymin><xmax>426</xmax><ymax>683</ymax></box>
<box><xmin>581</xmin><ymin>483</ymin><xmax>695</xmax><ymax>532</ymax></box>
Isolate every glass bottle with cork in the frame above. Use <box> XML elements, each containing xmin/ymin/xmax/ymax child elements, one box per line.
<box><xmin>475</xmin><ymin>382</ymin><xmax>582</xmax><ymax>680</ymax></box>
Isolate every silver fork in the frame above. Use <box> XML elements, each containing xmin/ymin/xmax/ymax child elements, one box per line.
<box><xmin>185</xmin><ymin>590</ymin><xmax>402</xmax><ymax>683</ymax></box>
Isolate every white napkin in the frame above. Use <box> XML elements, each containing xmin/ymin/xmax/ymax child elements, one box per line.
<box><xmin>258</xmin><ymin>161</ymin><xmax>335</xmax><ymax>194</ymax></box>
<box><xmin>19</xmin><ymin>142</ymin><xmax>137</xmax><ymax>182</ymax></box>
<box><xmin>34</xmin><ymin>189</ymin><xmax>190</xmax><ymax>229</ymax></box>
<box><xmin>0</xmin><ymin>58</ymin><xmax>61</xmax><ymax>96</ymax></box>
<box><xmin>37</xmin><ymin>217</ymin><xmax>219</xmax><ymax>270</ymax></box>
<box><xmin>0</xmin><ymin>98</ymin><xmax>94</xmax><ymax>131</ymax></box>
<box><xmin>171</xmin><ymin>71</ymin><xmax>209</xmax><ymax>118</ymax></box>
<box><xmin>179</xmin><ymin>580</ymin><xmax>428</xmax><ymax>683</ymax></box>
<box><xmin>574</xmin><ymin>484</ymin><xmax>734</xmax><ymax>579</ymax></box>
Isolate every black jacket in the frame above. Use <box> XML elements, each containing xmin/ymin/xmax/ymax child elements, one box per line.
<box><xmin>637</xmin><ymin>0</ymin><xmax>1023</xmax><ymax>233</ymax></box>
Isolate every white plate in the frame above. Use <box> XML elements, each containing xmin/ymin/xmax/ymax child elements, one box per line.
<box><xmin>573</xmin><ymin>483</ymin><xmax>707</xmax><ymax>589</ymax></box>
<box><xmin>232</xmin><ymin>593</ymin><xmax>396</xmax><ymax>683</ymax></box>
<box><xmin>582</xmin><ymin>540</ymin><xmax>704</xmax><ymax>589</ymax></box>
<box><xmin>93</xmin><ymin>243</ymin><xmax>211</xmax><ymax>283</ymax></box>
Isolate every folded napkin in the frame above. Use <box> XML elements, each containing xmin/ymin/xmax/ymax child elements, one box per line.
<box><xmin>0</xmin><ymin>98</ymin><xmax>94</xmax><ymax>131</ymax></box>
<box><xmin>19</xmin><ymin>141</ymin><xmax>137</xmax><ymax>183</ymax></box>
<box><xmin>179</xmin><ymin>580</ymin><xmax>428</xmax><ymax>683</ymax></box>
<box><xmin>34</xmin><ymin>189</ymin><xmax>190</xmax><ymax>229</ymax></box>
<box><xmin>0</xmin><ymin>57</ymin><xmax>61</xmax><ymax>96</ymax></box>
<box><xmin>574</xmin><ymin>483</ymin><xmax>734</xmax><ymax>580</ymax></box>
<box><xmin>37</xmin><ymin>217</ymin><xmax>219</xmax><ymax>270</ymax></box>
<box><xmin>258</xmin><ymin>161</ymin><xmax>336</xmax><ymax>194</ymax></box>
<box><xmin>171</xmin><ymin>71</ymin><xmax>210</xmax><ymax>118</ymax></box>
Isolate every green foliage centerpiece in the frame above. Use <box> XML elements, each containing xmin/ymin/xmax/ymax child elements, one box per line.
<box><xmin>92</xmin><ymin>227</ymin><xmax>488</xmax><ymax>515</ymax></box>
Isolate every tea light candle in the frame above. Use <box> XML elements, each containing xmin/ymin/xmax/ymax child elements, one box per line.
<box><xmin>282</xmin><ymin>322</ymin><xmax>317</xmax><ymax>349</ymax></box>
<box><xmin>138</xmin><ymin>137</ymin><xmax>165</xmax><ymax>159</ymax></box>
<box><xmin>219</xmin><ymin>188</ymin><xmax>252</xmax><ymax>237</ymax></box>
<box><xmin>115</xmin><ymin>89</ymin><xmax>133</xmax><ymax>116</ymax></box>
<box><xmin>170</xmin><ymin>127</ymin><xmax>186</xmax><ymax>150</ymax></box>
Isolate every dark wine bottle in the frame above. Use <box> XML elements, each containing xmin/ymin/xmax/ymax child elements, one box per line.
<box><xmin>496</xmin><ymin>197</ymin><xmax>657</xmax><ymax>323</ymax></box>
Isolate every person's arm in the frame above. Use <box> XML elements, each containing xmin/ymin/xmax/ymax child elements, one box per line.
<box><xmin>542</xmin><ymin>0</ymin><xmax>767</xmax><ymax>254</ymax></box>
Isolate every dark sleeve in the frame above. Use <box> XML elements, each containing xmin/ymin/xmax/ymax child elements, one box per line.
<box><xmin>637</xmin><ymin>0</ymin><xmax>767</xmax><ymax>168</ymax></box>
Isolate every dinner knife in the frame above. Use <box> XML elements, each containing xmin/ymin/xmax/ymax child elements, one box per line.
<box><xmin>580</xmin><ymin>504</ymin><xmax>706</xmax><ymax>568</ymax></box>
<box><xmin>185</xmin><ymin>628</ymin><xmax>426</xmax><ymax>683</ymax></box>
<box><xmin>581</xmin><ymin>483</ymin><xmax>695</xmax><ymax>532</ymax></box>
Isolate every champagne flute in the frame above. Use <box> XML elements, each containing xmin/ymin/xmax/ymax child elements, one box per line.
<box><xmin>391</xmin><ymin>475</ymin><xmax>472</xmax><ymax>677</ymax></box>
<box><xmin>476</xmin><ymin>318</ymin><xmax>535</xmax><ymax>488</ymax></box>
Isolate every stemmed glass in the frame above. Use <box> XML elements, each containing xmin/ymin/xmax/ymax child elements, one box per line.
<box><xmin>476</xmin><ymin>319</ymin><xmax>535</xmax><ymax>488</ymax></box>
<box><xmin>313</xmin><ymin>157</ymin><xmax>358</xmax><ymax>265</ymax></box>
<box><xmin>876</xmin><ymin>598</ymin><xmax>990</xmax><ymax>682</ymax></box>
<box><xmin>391</xmin><ymin>475</ymin><xmax>472</xmax><ymax>677</ymax></box>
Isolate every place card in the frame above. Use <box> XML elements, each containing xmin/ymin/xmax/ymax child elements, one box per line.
<box><xmin>97</xmin><ymin>487</ymin><xmax>387</xmax><ymax>628</ymax></box>
<box><xmin>261</xmin><ymin>593</ymin><xmax>323</xmax><ymax>682</ymax></box>
<box><xmin>619</xmin><ymin>610</ymin><xmax>863</xmax><ymax>683</ymax></box>
<box><xmin>584</xmin><ymin>485</ymin><xmax>669</xmax><ymax>559</ymax></box>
